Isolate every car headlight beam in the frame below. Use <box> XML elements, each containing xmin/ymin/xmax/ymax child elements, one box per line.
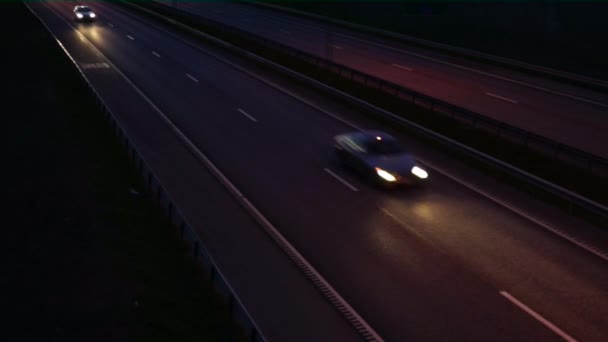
<box><xmin>376</xmin><ymin>168</ymin><xmax>397</xmax><ymax>182</ymax></box>
<box><xmin>90</xmin><ymin>13</ymin><xmax>96</xmax><ymax>18</ymax></box>
<box><xmin>411</xmin><ymin>166</ymin><xmax>428</xmax><ymax>179</ymax></box>
<box><xmin>76</xmin><ymin>13</ymin><xmax>83</xmax><ymax>18</ymax></box>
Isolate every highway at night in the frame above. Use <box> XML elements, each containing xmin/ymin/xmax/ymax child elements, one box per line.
<box><xmin>25</xmin><ymin>2</ymin><xmax>608</xmax><ymax>341</ymax></box>
<box><xmin>163</xmin><ymin>1</ymin><xmax>608</xmax><ymax>158</ymax></box>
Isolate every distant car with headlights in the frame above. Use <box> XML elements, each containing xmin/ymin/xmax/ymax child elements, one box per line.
<box><xmin>334</xmin><ymin>131</ymin><xmax>428</xmax><ymax>186</ymax></box>
<box><xmin>73</xmin><ymin>5</ymin><xmax>96</xmax><ymax>22</ymax></box>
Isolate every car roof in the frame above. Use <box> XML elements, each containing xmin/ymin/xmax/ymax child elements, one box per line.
<box><xmin>337</xmin><ymin>130</ymin><xmax>395</xmax><ymax>142</ymax></box>
<box><xmin>74</xmin><ymin>5</ymin><xmax>91</xmax><ymax>10</ymax></box>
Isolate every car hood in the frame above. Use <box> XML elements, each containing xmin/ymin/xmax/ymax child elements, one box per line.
<box><xmin>366</xmin><ymin>154</ymin><xmax>417</xmax><ymax>175</ymax></box>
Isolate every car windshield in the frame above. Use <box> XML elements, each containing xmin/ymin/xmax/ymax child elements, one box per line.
<box><xmin>364</xmin><ymin>138</ymin><xmax>404</xmax><ymax>155</ymax></box>
<box><xmin>76</xmin><ymin>7</ymin><xmax>91</xmax><ymax>13</ymax></box>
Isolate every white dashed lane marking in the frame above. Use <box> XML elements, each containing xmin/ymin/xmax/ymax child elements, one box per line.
<box><xmin>186</xmin><ymin>73</ymin><xmax>199</xmax><ymax>83</ymax></box>
<box><xmin>485</xmin><ymin>92</ymin><xmax>518</xmax><ymax>104</ymax></box>
<box><xmin>324</xmin><ymin>168</ymin><xmax>359</xmax><ymax>192</ymax></box>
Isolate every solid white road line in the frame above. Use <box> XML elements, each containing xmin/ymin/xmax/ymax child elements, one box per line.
<box><xmin>500</xmin><ymin>291</ymin><xmax>578</xmax><ymax>342</ymax></box>
<box><xmin>237</xmin><ymin>108</ymin><xmax>258</xmax><ymax>122</ymax></box>
<box><xmin>392</xmin><ymin>63</ymin><xmax>412</xmax><ymax>71</ymax></box>
<box><xmin>330</xmin><ymin>44</ymin><xmax>343</xmax><ymax>49</ymax></box>
<box><xmin>207</xmin><ymin>4</ymin><xmax>608</xmax><ymax>108</ymax></box>
<box><xmin>186</xmin><ymin>73</ymin><xmax>199</xmax><ymax>83</ymax></box>
<box><xmin>109</xmin><ymin>1</ymin><xmax>608</xmax><ymax>263</ymax></box>
<box><xmin>126</xmin><ymin>35</ymin><xmax>135</xmax><ymax>40</ymax></box>
<box><xmin>110</xmin><ymin>3</ymin><xmax>366</xmax><ymax>133</ymax></box>
<box><xmin>485</xmin><ymin>92</ymin><xmax>519</xmax><ymax>104</ymax></box>
<box><xmin>152</xmin><ymin>51</ymin><xmax>161</xmax><ymax>58</ymax></box>
<box><xmin>423</xmin><ymin>161</ymin><xmax>608</xmax><ymax>262</ymax></box>
<box><xmin>326</xmin><ymin>31</ymin><xmax>608</xmax><ymax>108</ymax></box>
<box><xmin>107</xmin><ymin>22</ymin><xmax>114</xmax><ymax>27</ymax></box>
<box><xmin>324</xmin><ymin>168</ymin><xmax>359</xmax><ymax>192</ymax></box>
<box><xmin>38</xmin><ymin>5</ymin><xmax>382</xmax><ymax>338</ymax></box>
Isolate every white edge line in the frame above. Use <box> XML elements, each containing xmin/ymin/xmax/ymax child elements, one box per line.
<box><xmin>42</xmin><ymin>3</ymin><xmax>383</xmax><ymax>341</ymax></box>
<box><xmin>162</xmin><ymin>0</ymin><xmax>607</xmax><ymax>261</ymax></box>
<box><xmin>126</xmin><ymin>34</ymin><xmax>135</xmax><ymax>40</ymax></box>
<box><xmin>342</xmin><ymin>33</ymin><xmax>608</xmax><ymax>108</ymax></box>
<box><xmin>152</xmin><ymin>51</ymin><xmax>161</xmax><ymax>58</ymax></box>
<box><xmin>186</xmin><ymin>73</ymin><xmax>199</xmax><ymax>83</ymax></box>
<box><xmin>485</xmin><ymin>92</ymin><xmax>519</xmax><ymax>104</ymax></box>
<box><xmin>391</xmin><ymin>63</ymin><xmax>412</xmax><ymax>71</ymax></box>
<box><xmin>423</xmin><ymin>161</ymin><xmax>608</xmax><ymax>262</ymax></box>
<box><xmin>274</xmin><ymin>18</ymin><xmax>608</xmax><ymax>108</ymax></box>
<box><xmin>107</xmin><ymin>22</ymin><xmax>114</xmax><ymax>27</ymax></box>
<box><xmin>117</xmin><ymin>6</ymin><xmax>365</xmax><ymax>132</ymax></box>
<box><xmin>500</xmin><ymin>291</ymin><xmax>577</xmax><ymax>342</ymax></box>
<box><xmin>26</xmin><ymin>1</ymin><xmax>271</xmax><ymax>339</ymax></box>
<box><xmin>180</xmin><ymin>8</ymin><xmax>608</xmax><ymax>262</ymax></box>
<box><xmin>119</xmin><ymin>3</ymin><xmax>608</xmax><ymax>264</ymax></box>
<box><xmin>330</xmin><ymin>44</ymin><xmax>343</xmax><ymax>49</ymax></box>
<box><xmin>324</xmin><ymin>168</ymin><xmax>358</xmax><ymax>192</ymax></box>
<box><xmin>235</xmin><ymin>4</ymin><xmax>607</xmax><ymax>108</ymax></box>
<box><xmin>237</xmin><ymin>108</ymin><xmax>258</xmax><ymax>122</ymax></box>
<box><xmin>111</xmin><ymin>2</ymin><xmax>363</xmax><ymax>130</ymax></box>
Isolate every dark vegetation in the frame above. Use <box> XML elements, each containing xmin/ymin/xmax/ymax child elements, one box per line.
<box><xmin>5</xmin><ymin>2</ymin><xmax>234</xmax><ymax>340</ymax></box>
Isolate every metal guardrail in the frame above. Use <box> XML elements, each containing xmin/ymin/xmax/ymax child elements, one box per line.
<box><xmin>25</xmin><ymin>3</ymin><xmax>266</xmax><ymax>341</ymax></box>
<box><xmin>241</xmin><ymin>1</ymin><xmax>608</xmax><ymax>93</ymax></box>
<box><xmin>151</xmin><ymin>1</ymin><xmax>608</xmax><ymax>180</ymax></box>
<box><xmin>125</xmin><ymin>0</ymin><xmax>608</xmax><ymax>224</ymax></box>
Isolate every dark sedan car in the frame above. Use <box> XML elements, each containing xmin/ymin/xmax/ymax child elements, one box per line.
<box><xmin>334</xmin><ymin>131</ymin><xmax>428</xmax><ymax>186</ymax></box>
<box><xmin>73</xmin><ymin>5</ymin><xmax>96</xmax><ymax>22</ymax></box>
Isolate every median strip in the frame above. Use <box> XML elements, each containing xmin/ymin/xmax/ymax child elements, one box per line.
<box><xmin>122</xmin><ymin>0</ymin><xmax>607</xmax><ymax>217</ymax></box>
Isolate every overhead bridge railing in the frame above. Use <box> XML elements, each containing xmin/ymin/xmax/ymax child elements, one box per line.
<box><xmin>124</xmin><ymin>0</ymin><xmax>608</xmax><ymax>224</ymax></box>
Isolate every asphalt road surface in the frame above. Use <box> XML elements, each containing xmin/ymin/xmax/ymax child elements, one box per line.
<box><xmin>164</xmin><ymin>1</ymin><xmax>608</xmax><ymax>159</ymax></box>
<box><xmin>28</xmin><ymin>2</ymin><xmax>608</xmax><ymax>341</ymax></box>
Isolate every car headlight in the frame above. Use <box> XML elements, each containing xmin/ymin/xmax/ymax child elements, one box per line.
<box><xmin>411</xmin><ymin>166</ymin><xmax>428</xmax><ymax>179</ymax></box>
<box><xmin>76</xmin><ymin>13</ymin><xmax>83</xmax><ymax>18</ymax></box>
<box><xmin>375</xmin><ymin>168</ymin><xmax>397</xmax><ymax>182</ymax></box>
<box><xmin>90</xmin><ymin>13</ymin><xmax>96</xmax><ymax>18</ymax></box>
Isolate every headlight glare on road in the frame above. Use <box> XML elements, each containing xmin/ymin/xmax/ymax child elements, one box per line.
<box><xmin>76</xmin><ymin>13</ymin><xmax>83</xmax><ymax>18</ymax></box>
<box><xmin>376</xmin><ymin>168</ymin><xmax>397</xmax><ymax>182</ymax></box>
<box><xmin>411</xmin><ymin>166</ymin><xmax>428</xmax><ymax>179</ymax></box>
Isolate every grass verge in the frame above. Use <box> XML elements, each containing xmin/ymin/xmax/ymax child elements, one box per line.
<box><xmin>5</xmin><ymin>2</ymin><xmax>234</xmax><ymax>341</ymax></box>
